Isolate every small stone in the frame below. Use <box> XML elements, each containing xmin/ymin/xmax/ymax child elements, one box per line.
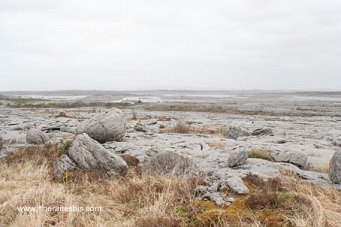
<box><xmin>224</xmin><ymin>177</ymin><xmax>250</xmax><ymax>194</ymax></box>
<box><xmin>133</xmin><ymin>123</ymin><xmax>147</xmax><ymax>132</ymax></box>
<box><xmin>223</xmin><ymin>126</ymin><xmax>249</xmax><ymax>140</ymax></box>
<box><xmin>277</xmin><ymin>139</ymin><xmax>287</xmax><ymax>144</ymax></box>
<box><xmin>251</xmin><ymin>128</ymin><xmax>274</xmax><ymax>136</ymax></box>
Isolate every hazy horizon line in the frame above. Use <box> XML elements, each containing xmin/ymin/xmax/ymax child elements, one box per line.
<box><xmin>1</xmin><ymin>89</ymin><xmax>341</xmax><ymax>93</ymax></box>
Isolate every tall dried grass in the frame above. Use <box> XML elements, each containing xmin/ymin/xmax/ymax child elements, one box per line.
<box><xmin>0</xmin><ymin>145</ymin><xmax>340</xmax><ymax>227</ymax></box>
<box><xmin>0</xmin><ymin>145</ymin><xmax>200</xmax><ymax>227</ymax></box>
<box><xmin>160</xmin><ymin>121</ymin><xmax>226</xmax><ymax>136</ymax></box>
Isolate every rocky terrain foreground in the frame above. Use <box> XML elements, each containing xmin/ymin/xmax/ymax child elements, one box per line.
<box><xmin>0</xmin><ymin>91</ymin><xmax>341</xmax><ymax>226</ymax></box>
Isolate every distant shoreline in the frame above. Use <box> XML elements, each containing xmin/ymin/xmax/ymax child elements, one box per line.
<box><xmin>1</xmin><ymin>89</ymin><xmax>341</xmax><ymax>94</ymax></box>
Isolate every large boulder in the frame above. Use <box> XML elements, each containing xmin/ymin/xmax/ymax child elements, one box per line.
<box><xmin>26</xmin><ymin>128</ymin><xmax>49</xmax><ymax>145</ymax></box>
<box><xmin>54</xmin><ymin>133</ymin><xmax>128</xmax><ymax>177</ymax></box>
<box><xmin>77</xmin><ymin>109</ymin><xmax>127</xmax><ymax>143</ymax></box>
<box><xmin>329</xmin><ymin>150</ymin><xmax>341</xmax><ymax>184</ymax></box>
<box><xmin>143</xmin><ymin>151</ymin><xmax>199</xmax><ymax>177</ymax></box>
<box><xmin>227</xmin><ymin>150</ymin><xmax>248</xmax><ymax>167</ymax></box>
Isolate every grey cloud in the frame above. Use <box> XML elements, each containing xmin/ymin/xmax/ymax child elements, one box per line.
<box><xmin>1</xmin><ymin>0</ymin><xmax>341</xmax><ymax>91</ymax></box>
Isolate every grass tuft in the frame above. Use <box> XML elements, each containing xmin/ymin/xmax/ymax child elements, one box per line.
<box><xmin>208</xmin><ymin>139</ymin><xmax>226</xmax><ymax>148</ymax></box>
<box><xmin>248</xmin><ymin>150</ymin><xmax>276</xmax><ymax>162</ymax></box>
<box><xmin>58</xmin><ymin>139</ymin><xmax>73</xmax><ymax>156</ymax></box>
<box><xmin>171</xmin><ymin>121</ymin><xmax>191</xmax><ymax>134</ymax></box>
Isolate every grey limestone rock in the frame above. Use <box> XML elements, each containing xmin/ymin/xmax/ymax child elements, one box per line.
<box><xmin>251</xmin><ymin>128</ymin><xmax>274</xmax><ymax>136</ymax></box>
<box><xmin>223</xmin><ymin>126</ymin><xmax>250</xmax><ymax>140</ymax></box>
<box><xmin>133</xmin><ymin>123</ymin><xmax>148</xmax><ymax>132</ymax></box>
<box><xmin>26</xmin><ymin>128</ymin><xmax>49</xmax><ymax>144</ymax></box>
<box><xmin>275</xmin><ymin>151</ymin><xmax>308</xmax><ymax>169</ymax></box>
<box><xmin>227</xmin><ymin>150</ymin><xmax>248</xmax><ymax>168</ymax></box>
<box><xmin>329</xmin><ymin>150</ymin><xmax>341</xmax><ymax>184</ymax></box>
<box><xmin>54</xmin><ymin>133</ymin><xmax>128</xmax><ymax>177</ymax></box>
<box><xmin>77</xmin><ymin>109</ymin><xmax>127</xmax><ymax>143</ymax></box>
<box><xmin>54</xmin><ymin>154</ymin><xmax>78</xmax><ymax>177</ymax></box>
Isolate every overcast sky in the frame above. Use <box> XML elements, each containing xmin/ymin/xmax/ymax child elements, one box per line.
<box><xmin>1</xmin><ymin>0</ymin><xmax>341</xmax><ymax>91</ymax></box>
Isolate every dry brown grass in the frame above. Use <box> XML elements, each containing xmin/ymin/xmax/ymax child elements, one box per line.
<box><xmin>1</xmin><ymin>145</ymin><xmax>340</xmax><ymax>227</ymax></box>
<box><xmin>4</xmin><ymin>143</ymin><xmax>60</xmax><ymax>173</ymax></box>
<box><xmin>160</xmin><ymin>122</ymin><xmax>226</xmax><ymax>136</ymax></box>
<box><xmin>0</xmin><ymin>145</ymin><xmax>201</xmax><ymax>227</ymax></box>
<box><xmin>242</xmin><ymin>174</ymin><xmax>341</xmax><ymax>227</ymax></box>
<box><xmin>171</xmin><ymin>121</ymin><xmax>191</xmax><ymax>134</ymax></box>
<box><xmin>307</xmin><ymin>164</ymin><xmax>330</xmax><ymax>174</ymax></box>
<box><xmin>191</xmin><ymin>174</ymin><xmax>341</xmax><ymax>227</ymax></box>
<box><xmin>208</xmin><ymin>139</ymin><xmax>226</xmax><ymax>149</ymax></box>
<box><xmin>285</xmin><ymin>178</ymin><xmax>341</xmax><ymax>227</ymax></box>
<box><xmin>248</xmin><ymin>149</ymin><xmax>276</xmax><ymax>162</ymax></box>
<box><xmin>143</xmin><ymin>103</ymin><xmax>322</xmax><ymax>117</ymax></box>
<box><xmin>54</xmin><ymin>112</ymin><xmax>77</xmax><ymax>118</ymax></box>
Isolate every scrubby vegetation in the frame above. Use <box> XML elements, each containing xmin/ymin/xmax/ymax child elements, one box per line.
<box><xmin>160</xmin><ymin>122</ymin><xmax>226</xmax><ymax>136</ymax></box>
<box><xmin>0</xmin><ymin>94</ymin><xmax>43</xmax><ymax>102</ymax></box>
<box><xmin>248</xmin><ymin>150</ymin><xmax>276</xmax><ymax>162</ymax></box>
<box><xmin>193</xmin><ymin>174</ymin><xmax>341</xmax><ymax>227</ymax></box>
<box><xmin>171</xmin><ymin>121</ymin><xmax>191</xmax><ymax>134</ymax></box>
<box><xmin>307</xmin><ymin>164</ymin><xmax>330</xmax><ymax>174</ymax></box>
<box><xmin>6</xmin><ymin>101</ymin><xmax>131</xmax><ymax>109</ymax></box>
<box><xmin>0</xmin><ymin>144</ymin><xmax>201</xmax><ymax>226</ymax></box>
<box><xmin>208</xmin><ymin>139</ymin><xmax>226</xmax><ymax>148</ymax></box>
<box><xmin>58</xmin><ymin>139</ymin><xmax>73</xmax><ymax>156</ymax></box>
<box><xmin>0</xmin><ymin>145</ymin><xmax>340</xmax><ymax>226</ymax></box>
<box><xmin>55</xmin><ymin>112</ymin><xmax>71</xmax><ymax>118</ymax></box>
<box><xmin>143</xmin><ymin>103</ymin><xmax>326</xmax><ymax>117</ymax></box>
<box><xmin>0</xmin><ymin>93</ymin><xmax>132</xmax><ymax>109</ymax></box>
